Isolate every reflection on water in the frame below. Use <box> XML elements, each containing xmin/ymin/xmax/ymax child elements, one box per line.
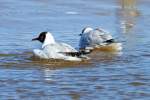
<box><xmin>120</xmin><ymin>0</ymin><xmax>137</xmax><ymax>10</ymax></box>
<box><xmin>117</xmin><ymin>0</ymin><xmax>140</xmax><ymax>33</ymax></box>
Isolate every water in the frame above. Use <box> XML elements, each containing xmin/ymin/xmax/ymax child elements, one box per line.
<box><xmin>0</xmin><ymin>0</ymin><xmax>150</xmax><ymax>99</ymax></box>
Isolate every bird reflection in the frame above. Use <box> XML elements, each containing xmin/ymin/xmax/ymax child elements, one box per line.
<box><xmin>43</xmin><ymin>68</ymin><xmax>57</xmax><ymax>81</ymax></box>
<box><xmin>117</xmin><ymin>0</ymin><xmax>140</xmax><ymax>33</ymax></box>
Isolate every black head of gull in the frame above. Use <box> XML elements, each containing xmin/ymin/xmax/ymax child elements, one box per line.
<box><xmin>32</xmin><ymin>31</ymin><xmax>55</xmax><ymax>46</ymax></box>
<box><xmin>32</xmin><ymin>32</ymin><xmax>47</xmax><ymax>43</ymax></box>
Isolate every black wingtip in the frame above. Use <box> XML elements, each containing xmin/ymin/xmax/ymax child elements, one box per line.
<box><xmin>60</xmin><ymin>49</ymin><xmax>93</xmax><ymax>57</ymax></box>
<box><xmin>105</xmin><ymin>39</ymin><xmax>115</xmax><ymax>43</ymax></box>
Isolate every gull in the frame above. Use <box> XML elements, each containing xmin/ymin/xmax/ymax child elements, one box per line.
<box><xmin>32</xmin><ymin>32</ymin><xmax>91</xmax><ymax>61</ymax></box>
<box><xmin>79</xmin><ymin>27</ymin><xmax>122</xmax><ymax>52</ymax></box>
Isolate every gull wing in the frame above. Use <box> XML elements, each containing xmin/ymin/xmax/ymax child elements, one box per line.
<box><xmin>33</xmin><ymin>49</ymin><xmax>49</xmax><ymax>59</ymax></box>
<box><xmin>60</xmin><ymin>43</ymin><xmax>77</xmax><ymax>52</ymax></box>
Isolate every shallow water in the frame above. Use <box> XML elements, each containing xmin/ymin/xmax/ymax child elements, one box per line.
<box><xmin>0</xmin><ymin>0</ymin><xmax>150</xmax><ymax>99</ymax></box>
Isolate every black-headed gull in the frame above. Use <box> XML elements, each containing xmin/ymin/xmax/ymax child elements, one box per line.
<box><xmin>32</xmin><ymin>32</ymin><xmax>91</xmax><ymax>61</ymax></box>
<box><xmin>79</xmin><ymin>27</ymin><xmax>122</xmax><ymax>52</ymax></box>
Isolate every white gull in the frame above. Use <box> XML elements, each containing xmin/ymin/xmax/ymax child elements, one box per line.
<box><xmin>79</xmin><ymin>27</ymin><xmax>122</xmax><ymax>52</ymax></box>
<box><xmin>32</xmin><ymin>32</ymin><xmax>90</xmax><ymax>61</ymax></box>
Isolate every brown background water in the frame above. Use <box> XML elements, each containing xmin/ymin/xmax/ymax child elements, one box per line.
<box><xmin>0</xmin><ymin>0</ymin><xmax>150</xmax><ymax>99</ymax></box>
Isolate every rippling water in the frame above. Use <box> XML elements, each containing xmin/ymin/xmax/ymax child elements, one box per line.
<box><xmin>0</xmin><ymin>0</ymin><xmax>150</xmax><ymax>99</ymax></box>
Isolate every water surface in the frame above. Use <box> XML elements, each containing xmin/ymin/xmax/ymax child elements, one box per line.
<box><xmin>0</xmin><ymin>0</ymin><xmax>150</xmax><ymax>99</ymax></box>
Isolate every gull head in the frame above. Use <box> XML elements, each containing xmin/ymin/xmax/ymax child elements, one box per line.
<box><xmin>79</xmin><ymin>27</ymin><xmax>93</xmax><ymax>36</ymax></box>
<box><xmin>32</xmin><ymin>32</ymin><xmax>47</xmax><ymax>43</ymax></box>
<box><xmin>32</xmin><ymin>32</ymin><xmax>55</xmax><ymax>43</ymax></box>
<box><xmin>32</xmin><ymin>31</ymin><xmax>55</xmax><ymax>47</ymax></box>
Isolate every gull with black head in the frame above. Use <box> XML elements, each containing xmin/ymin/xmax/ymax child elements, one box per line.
<box><xmin>32</xmin><ymin>32</ymin><xmax>91</xmax><ymax>61</ymax></box>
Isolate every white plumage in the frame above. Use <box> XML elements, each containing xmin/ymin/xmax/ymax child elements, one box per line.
<box><xmin>33</xmin><ymin>32</ymin><xmax>86</xmax><ymax>61</ymax></box>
